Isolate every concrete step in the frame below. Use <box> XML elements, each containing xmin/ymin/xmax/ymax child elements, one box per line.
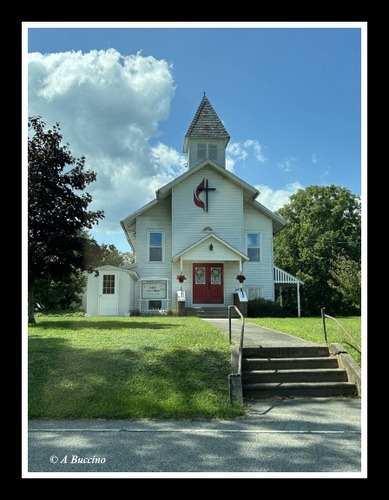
<box><xmin>185</xmin><ymin>307</ymin><xmax>239</xmax><ymax>318</ymax></box>
<box><xmin>241</xmin><ymin>345</ymin><xmax>359</xmax><ymax>399</ymax></box>
<box><xmin>242</xmin><ymin>368</ymin><xmax>349</xmax><ymax>384</ymax></box>
<box><xmin>242</xmin><ymin>356</ymin><xmax>339</xmax><ymax>370</ymax></box>
<box><xmin>242</xmin><ymin>346</ymin><xmax>330</xmax><ymax>358</ymax></box>
<box><xmin>243</xmin><ymin>381</ymin><xmax>358</xmax><ymax>399</ymax></box>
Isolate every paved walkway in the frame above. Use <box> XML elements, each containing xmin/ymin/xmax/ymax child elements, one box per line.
<box><xmin>202</xmin><ymin>318</ymin><xmax>320</xmax><ymax>347</ymax></box>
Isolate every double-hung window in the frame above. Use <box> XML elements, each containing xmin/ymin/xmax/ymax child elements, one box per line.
<box><xmin>148</xmin><ymin>231</ymin><xmax>164</xmax><ymax>262</ymax></box>
<box><xmin>246</xmin><ymin>232</ymin><xmax>261</xmax><ymax>262</ymax></box>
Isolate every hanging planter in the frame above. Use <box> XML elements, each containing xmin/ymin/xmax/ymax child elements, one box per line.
<box><xmin>236</xmin><ymin>274</ymin><xmax>246</xmax><ymax>284</ymax></box>
<box><xmin>176</xmin><ymin>274</ymin><xmax>186</xmax><ymax>284</ymax></box>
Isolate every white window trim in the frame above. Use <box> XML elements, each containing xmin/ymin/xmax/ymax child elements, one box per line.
<box><xmin>247</xmin><ymin>286</ymin><xmax>264</xmax><ymax>301</ymax></box>
<box><xmin>245</xmin><ymin>231</ymin><xmax>262</xmax><ymax>263</ymax></box>
<box><xmin>147</xmin><ymin>230</ymin><xmax>165</xmax><ymax>263</ymax></box>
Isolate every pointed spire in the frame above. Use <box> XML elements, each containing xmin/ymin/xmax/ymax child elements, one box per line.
<box><xmin>183</xmin><ymin>94</ymin><xmax>230</xmax><ymax>153</ymax></box>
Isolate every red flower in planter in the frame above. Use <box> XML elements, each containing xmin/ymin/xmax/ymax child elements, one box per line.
<box><xmin>176</xmin><ymin>274</ymin><xmax>186</xmax><ymax>283</ymax></box>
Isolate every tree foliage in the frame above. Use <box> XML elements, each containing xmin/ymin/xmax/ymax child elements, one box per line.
<box><xmin>99</xmin><ymin>244</ymin><xmax>127</xmax><ymax>267</ymax></box>
<box><xmin>273</xmin><ymin>185</ymin><xmax>361</xmax><ymax>316</ymax></box>
<box><xmin>28</xmin><ymin>116</ymin><xmax>104</xmax><ymax>323</ymax></box>
<box><xmin>328</xmin><ymin>253</ymin><xmax>361</xmax><ymax>310</ymax></box>
<box><xmin>34</xmin><ymin>269</ymin><xmax>87</xmax><ymax>311</ymax></box>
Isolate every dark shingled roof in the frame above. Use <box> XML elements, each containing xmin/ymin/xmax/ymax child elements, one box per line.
<box><xmin>183</xmin><ymin>94</ymin><xmax>230</xmax><ymax>152</ymax></box>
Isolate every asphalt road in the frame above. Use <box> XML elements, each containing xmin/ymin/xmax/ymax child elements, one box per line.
<box><xmin>26</xmin><ymin>397</ymin><xmax>365</xmax><ymax>478</ymax></box>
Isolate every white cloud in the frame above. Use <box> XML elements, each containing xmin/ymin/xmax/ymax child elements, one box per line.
<box><xmin>227</xmin><ymin>142</ymin><xmax>248</xmax><ymax>162</ymax></box>
<box><xmin>28</xmin><ymin>49</ymin><xmax>178</xmax><ymax>245</ymax></box>
<box><xmin>243</xmin><ymin>139</ymin><xmax>267</xmax><ymax>163</ymax></box>
<box><xmin>277</xmin><ymin>157</ymin><xmax>297</xmax><ymax>172</ymax></box>
<box><xmin>225</xmin><ymin>156</ymin><xmax>236</xmax><ymax>174</ymax></box>
<box><xmin>227</xmin><ymin>139</ymin><xmax>267</xmax><ymax>165</ymax></box>
<box><xmin>226</xmin><ymin>139</ymin><xmax>267</xmax><ymax>175</ymax></box>
<box><xmin>150</xmin><ymin>142</ymin><xmax>187</xmax><ymax>178</ymax></box>
<box><xmin>254</xmin><ymin>182</ymin><xmax>304</xmax><ymax>212</ymax></box>
<box><xmin>27</xmin><ymin>48</ymin><xmax>299</xmax><ymax>252</ymax></box>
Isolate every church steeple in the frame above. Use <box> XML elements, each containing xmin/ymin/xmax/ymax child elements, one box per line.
<box><xmin>183</xmin><ymin>93</ymin><xmax>230</xmax><ymax>170</ymax></box>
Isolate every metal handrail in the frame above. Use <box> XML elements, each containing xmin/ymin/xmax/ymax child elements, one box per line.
<box><xmin>321</xmin><ymin>307</ymin><xmax>361</xmax><ymax>351</ymax></box>
<box><xmin>227</xmin><ymin>305</ymin><xmax>245</xmax><ymax>404</ymax></box>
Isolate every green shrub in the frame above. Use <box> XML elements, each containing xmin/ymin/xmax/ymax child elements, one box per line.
<box><xmin>35</xmin><ymin>307</ymin><xmax>85</xmax><ymax>317</ymax></box>
<box><xmin>247</xmin><ymin>298</ymin><xmax>294</xmax><ymax>318</ymax></box>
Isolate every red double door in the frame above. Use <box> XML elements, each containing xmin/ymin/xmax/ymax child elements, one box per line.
<box><xmin>193</xmin><ymin>263</ymin><xmax>224</xmax><ymax>304</ymax></box>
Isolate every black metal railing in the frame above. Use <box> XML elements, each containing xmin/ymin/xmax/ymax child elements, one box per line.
<box><xmin>321</xmin><ymin>307</ymin><xmax>361</xmax><ymax>351</ymax></box>
<box><xmin>227</xmin><ymin>305</ymin><xmax>245</xmax><ymax>404</ymax></box>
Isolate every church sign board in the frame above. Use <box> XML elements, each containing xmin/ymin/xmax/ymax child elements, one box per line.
<box><xmin>141</xmin><ymin>280</ymin><xmax>167</xmax><ymax>299</ymax></box>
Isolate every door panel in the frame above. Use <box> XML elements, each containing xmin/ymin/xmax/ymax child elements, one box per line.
<box><xmin>193</xmin><ymin>263</ymin><xmax>224</xmax><ymax>304</ymax></box>
<box><xmin>98</xmin><ymin>273</ymin><xmax>118</xmax><ymax>315</ymax></box>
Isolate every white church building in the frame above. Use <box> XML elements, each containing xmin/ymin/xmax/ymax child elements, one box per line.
<box><xmin>84</xmin><ymin>94</ymin><xmax>303</xmax><ymax>317</ymax></box>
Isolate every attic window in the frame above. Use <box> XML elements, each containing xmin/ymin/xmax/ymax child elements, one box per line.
<box><xmin>202</xmin><ymin>226</ymin><xmax>214</xmax><ymax>232</ymax></box>
<box><xmin>209</xmin><ymin>144</ymin><xmax>217</xmax><ymax>160</ymax></box>
<box><xmin>198</xmin><ymin>143</ymin><xmax>206</xmax><ymax>160</ymax></box>
<box><xmin>197</xmin><ymin>143</ymin><xmax>217</xmax><ymax>161</ymax></box>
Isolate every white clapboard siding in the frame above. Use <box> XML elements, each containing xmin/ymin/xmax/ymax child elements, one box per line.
<box><xmin>242</xmin><ymin>204</ymin><xmax>276</xmax><ymax>300</ymax></box>
<box><xmin>134</xmin><ymin>198</ymin><xmax>172</xmax><ymax>306</ymax></box>
<box><xmin>172</xmin><ymin>167</ymin><xmax>243</xmax><ymax>255</ymax></box>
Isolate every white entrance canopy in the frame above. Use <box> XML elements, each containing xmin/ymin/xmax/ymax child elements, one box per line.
<box><xmin>274</xmin><ymin>266</ymin><xmax>304</xmax><ymax>318</ymax></box>
<box><xmin>172</xmin><ymin>233</ymin><xmax>249</xmax><ymax>270</ymax></box>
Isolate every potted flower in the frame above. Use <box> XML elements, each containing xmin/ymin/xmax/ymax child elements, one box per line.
<box><xmin>236</xmin><ymin>274</ymin><xmax>246</xmax><ymax>284</ymax></box>
<box><xmin>176</xmin><ymin>273</ymin><xmax>186</xmax><ymax>283</ymax></box>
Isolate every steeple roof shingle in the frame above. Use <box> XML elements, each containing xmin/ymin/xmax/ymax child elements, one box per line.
<box><xmin>183</xmin><ymin>93</ymin><xmax>230</xmax><ymax>153</ymax></box>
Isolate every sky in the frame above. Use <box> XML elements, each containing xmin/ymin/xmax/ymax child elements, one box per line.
<box><xmin>23</xmin><ymin>22</ymin><xmax>367</xmax><ymax>254</ymax></box>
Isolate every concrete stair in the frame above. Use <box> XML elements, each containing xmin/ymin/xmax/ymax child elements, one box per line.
<box><xmin>185</xmin><ymin>306</ymin><xmax>239</xmax><ymax>318</ymax></box>
<box><xmin>241</xmin><ymin>346</ymin><xmax>359</xmax><ymax>399</ymax></box>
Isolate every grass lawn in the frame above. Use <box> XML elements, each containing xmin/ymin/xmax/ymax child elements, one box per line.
<box><xmin>27</xmin><ymin>313</ymin><xmax>362</xmax><ymax>421</ymax></box>
<box><xmin>28</xmin><ymin>315</ymin><xmax>247</xmax><ymax>420</ymax></box>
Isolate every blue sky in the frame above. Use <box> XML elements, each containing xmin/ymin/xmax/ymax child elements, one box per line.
<box><xmin>24</xmin><ymin>22</ymin><xmax>366</xmax><ymax>253</ymax></box>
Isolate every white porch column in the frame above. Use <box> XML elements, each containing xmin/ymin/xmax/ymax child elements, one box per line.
<box><xmin>297</xmin><ymin>282</ymin><xmax>301</xmax><ymax>318</ymax></box>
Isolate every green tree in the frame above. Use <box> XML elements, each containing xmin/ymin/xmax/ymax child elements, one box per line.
<box><xmin>34</xmin><ymin>268</ymin><xmax>87</xmax><ymax>311</ymax></box>
<box><xmin>28</xmin><ymin>116</ymin><xmax>104</xmax><ymax>323</ymax></box>
<box><xmin>328</xmin><ymin>252</ymin><xmax>361</xmax><ymax>310</ymax></box>
<box><xmin>99</xmin><ymin>244</ymin><xmax>125</xmax><ymax>267</ymax></box>
<box><xmin>33</xmin><ymin>232</ymin><xmax>102</xmax><ymax>311</ymax></box>
<box><xmin>274</xmin><ymin>185</ymin><xmax>361</xmax><ymax>316</ymax></box>
<box><xmin>121</xmin><ymin>251</ymin><xmax>135</xmax><ymax>266</ymax></box>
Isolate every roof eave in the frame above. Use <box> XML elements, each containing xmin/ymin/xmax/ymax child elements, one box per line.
<box><xmin>172</xmin><ymin>233</ymin><xmax>249</xmax><ymax>263</ymax></box>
